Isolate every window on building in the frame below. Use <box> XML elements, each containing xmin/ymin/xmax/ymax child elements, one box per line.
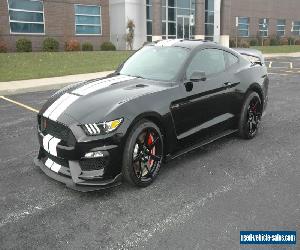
<box><xmin>7</xmin><ymin>0</ymin><xmax>45</xmax><ymax>34</ymax></box>
<box><xmin>146</xmin><ymin>0</ymin><xmax>152</xmax><ymax>41</ymax></box>
<box><xmin>238</xmin><ymin>17</ymin><xmax>249</xmax><ymax>37</ymax></box>
<box><xmin>292</xmin><ymin>21</ymin><xmax>300</xmax><ymax>35</ymax></box>
<box><xmin>75</xmin><ymin>5</ymin><xmax>101</xmax><ymax>35</ymax></box>
<box><xmin>162</xmin><ymin>0</ymin><xmax>195</xmax><ymax>40</ymax></box>
<box><xmin>205</xmin><ymin>0</ymin><xmax>214</xmax><ymax>40</ymax></box>
<box><xmin>259</xmin><ymin>18</ymin><xmax>269</xmax><ymax>37</ymax></box>
<box><xmin>277</xmin><ymin>19</ymin><xmax>286</xmax><ymax>37</ymax></box>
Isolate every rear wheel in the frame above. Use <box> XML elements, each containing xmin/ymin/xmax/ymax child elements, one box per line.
<box><xmin>238</xmin><ymin>92</ymin><xmax>262</xmax><ymax>139</ymax></box>
<box><xmin>122</xmin><ymin>120</ymin><xmax>163</xmax><ymax>187</ymax></box>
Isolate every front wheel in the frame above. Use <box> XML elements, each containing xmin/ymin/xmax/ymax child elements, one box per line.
<box><xmin>238</xmin><ymin>92</ymin><xmax>263</xmax><ymax>139</ymax></box>
<box><xmin>122</xmin><ymin>120</ymin><xmax>163</xmax><ymax>187</ymax></box>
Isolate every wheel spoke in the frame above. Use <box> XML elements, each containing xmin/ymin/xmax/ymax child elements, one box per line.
<box><xmin>149</xmin><ymin>154</ymin><xmax>161</xmax><ymax>162</ymax></box>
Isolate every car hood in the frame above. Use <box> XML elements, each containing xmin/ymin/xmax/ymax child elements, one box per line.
<box><xmin>40</xmin><ymin>75</ymin><xmax>171</xmax><ymax>125</ymax></box>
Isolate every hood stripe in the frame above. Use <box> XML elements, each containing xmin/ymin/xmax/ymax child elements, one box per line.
<box><xmin>72</xmin><ymin>75</ymin><xmax>135</xmax><ymax>96</ymax></box>
<box><xmin>43</xmin><ymin>75</ymin><xmax>135</xmax><ymax>122</ymax></box>
<box><xmin>43</xmin><ymin>93</ymin><xmax>70</xmax><ymax>118</ymax></box>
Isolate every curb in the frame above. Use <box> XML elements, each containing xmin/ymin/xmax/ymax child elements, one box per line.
<box><xmin>0</xmin><ymin>71</ymin><xmax>114</xmax><ymax>96</ymax></box>
<box><xmin>0</xmin><ymin>82</ymin><xmax>72</xmax><ymax>96</ymax></box>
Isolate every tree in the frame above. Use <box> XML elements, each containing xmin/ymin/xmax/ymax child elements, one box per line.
<box><xmin>126</xmin><ymin>19</ymin><xmax>135</xmax><ymax>50</ymax></box>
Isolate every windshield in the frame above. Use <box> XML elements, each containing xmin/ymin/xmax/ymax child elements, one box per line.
<box><xmin>119</xmin><ymin>46</ymin><xmax>189</xmax><ymax>81</ymax></box>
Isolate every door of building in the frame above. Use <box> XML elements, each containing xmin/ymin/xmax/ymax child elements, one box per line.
<box><xmin>177</xmin><ymin>16</ymin><xmax>190</xmax><ymax>39</ymax></box>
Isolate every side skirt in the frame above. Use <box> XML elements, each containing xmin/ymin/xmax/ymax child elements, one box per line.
<box><xmin>165</xmin><ymin>129</ymin><xmax>238</xmax><ymax>162</ymax></box>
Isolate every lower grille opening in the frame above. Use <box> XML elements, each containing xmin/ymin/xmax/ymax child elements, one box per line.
<box><xmin>79</xmin><ymin>157</ymin><xmax>109</xmax><ymax>171</ymax></box>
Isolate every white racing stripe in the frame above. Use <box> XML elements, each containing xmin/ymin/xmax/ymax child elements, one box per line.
<box><xmin>48</xmin><ymin>93</ymin><xmax>80</xmax><ymax>121</ymax></box>
<box><xmin>48</xmin><ymin>137</ymin><xmax>61</xmax><ymax>157</ymax></box>
<box><xmin>43</xmin><ymin>75</ymin><xmax>135</xmax><ymax>122</ymax></box>
<box><xmin>43</xmin><ymin>93</ymin><xmax>70</xmax><ymax>118</ymax></box>
<box><xmin>43</xmin><ymin>134</ymin><xmax>53</xmax><ymax>152</ymax></box>
<box><xmin>72</xmin><ymin>75</ymin><xmax>125</xmax><ymax>95</ymax></box>
<box><xmin>74</xmin><ymin>75</ymin><xmax>135</xmax><ymax>96</ymax></box>
<box><xmin>51</xmin><ymin>162</ymin><xmax>61</xmax><ymax>173</ymax></box>
<box><xmin>45</xmin><ymin>158</ymin><xmax>54</xmax><ymax>169</ymax></box>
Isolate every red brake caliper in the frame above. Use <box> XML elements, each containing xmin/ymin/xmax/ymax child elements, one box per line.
<box><xmin>147</xmin><ymin>133</ymin><xmax>155</xmax><ymax>167</ymax></box>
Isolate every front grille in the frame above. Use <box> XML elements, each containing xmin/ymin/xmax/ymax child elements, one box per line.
<box><xmin>40</xmin><ymin>116</ymin><xmax>76</xmax><ymax>146</ymax></box>
<box><xmin>79</xmin><ymin>158</ymin><xmax>109</xmax><ymax>171</ymax></box>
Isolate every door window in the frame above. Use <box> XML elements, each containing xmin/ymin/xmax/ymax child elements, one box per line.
<box><xmin>224</xmin><ymin>51</ymin><xmax>238</xmax><ymax>68</ymax></box>
<box><xmin>186</xmin><ymin>49</ymin><xmax>226</xmax><ymax>79</ymax></box>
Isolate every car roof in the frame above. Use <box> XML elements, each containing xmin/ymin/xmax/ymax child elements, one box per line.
<box><xmin>148</xmin><ymin>39</ymin><xmax>217</xmax><ymax>49</ymax></box>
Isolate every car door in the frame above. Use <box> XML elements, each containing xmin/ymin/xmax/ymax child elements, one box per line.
<box><xmin>170</xmin><ymin>48</ymin><xmax>236</xmax><ymax>139</ymax></box>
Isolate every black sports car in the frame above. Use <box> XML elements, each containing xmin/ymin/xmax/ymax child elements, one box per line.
<box><xmin>34</xmin><ymin>40</ymin><xmax>269</xmax><ymax>191</ymax></box>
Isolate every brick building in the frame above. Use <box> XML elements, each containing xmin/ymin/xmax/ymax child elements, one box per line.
<box><xmin>1</xmin><ymin>0</ymin><xmax>300</xmax><ymax>51</ymax></box>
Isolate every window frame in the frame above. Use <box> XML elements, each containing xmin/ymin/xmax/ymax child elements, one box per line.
<box><xmin>74</xmin><ymin>4</ymin><xmax>102</xmax><ymax>36</ymax></box>
<box><xmin>7</xmin><ymin>0</ymin><xmax>45</xmax><ymax>35</ymax></box>
<box><xmin>292</xmin><ymin>21</ymin><xmax>300</xmax><ymax>35</ymax></box>
<box><xmin>259</xmin><ymin>18</ymin><xmax>269</xmax><ymax>37</ymax></box>
<box><xmin>186</xmin><ymin>48</ymin><xmax>227</xmax><ymax>79</ymax></box>
<box><xmin>238</xmin><ymin>17</ymin><xmax>249</xmax><ymax>37</ymax></box>
<box><xmin>277</xmin><ymin>19</ymin><xmax>286</xmax><ymax>37</ymax></box>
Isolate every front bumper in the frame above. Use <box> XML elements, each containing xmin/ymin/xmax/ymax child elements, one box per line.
<box><xmin>34</xmin><ymin>157</ymin><xmax>122</xmax><ymax>192</ymax></box>
<box><xmin>35</xmin><ymin>117</ymin><xmax>127</xmax><ymax>192</ymax></box>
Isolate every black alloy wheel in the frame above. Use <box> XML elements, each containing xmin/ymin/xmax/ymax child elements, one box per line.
<box><xmin>239</xmin><ymin>92</ymin><xmax>262</xmax><ymax>139</ymax></box>
<box><xmin>122</xmin><ymin>120</ymin><xmax>163</xmax><ymax>187</ymax></box>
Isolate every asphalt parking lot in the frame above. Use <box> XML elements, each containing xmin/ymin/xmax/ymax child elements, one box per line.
<box><xmin>0</xmin><ymin>57</ymin><xmax>299</xmax><ymax>249</ymax></box>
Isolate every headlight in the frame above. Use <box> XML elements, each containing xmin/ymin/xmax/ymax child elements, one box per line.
<box><xmin>81</xmin><ymin>118</ymin><xmax>123</xmax><ymax>136</ymax></box>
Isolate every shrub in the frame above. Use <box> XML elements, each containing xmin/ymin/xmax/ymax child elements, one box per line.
<box><xmin>16</xmin><ymin>38</ymin><xmax>32</xmax><ymax>52</ymax></box>
<box><xmin>42</xmin><ymin>37</ymin><xmax>59</xmax><ymax>52</ymax></box>
<box><xmin>100</xmin><ymin>41</ymin><xmax>116</xmax><ymax>51</ymax></box>
<box><xmin>288</xmin><ymin>37</ymin><xmax>295</xmax><ymax>45</ymax></box>
<box><xmin>229</xmin><ymin>39</ymin><xmax>236</xmax><ymax>48</ymax></box>
<box><xmin>263</xmin><ymin>38</ymin><xmax>270</xmax><ymax>46</ymax></box>
<box><xmin>279</xmin><ymin>37</ymin><xmax>289</xmax><ymax>45</ymax></box>
<box><xmin>82</xmin><ymin>42</ymin><xmax>93</xmax><ymax>51</ymax></box>
<box><xmin>270</xmin><ymin>36</ymin><xmax>280</xmax><ymax>46</ymax></box>
<box><xmin>249</xmin><ymin>39</ymin><xmax>258</xmax><ymax>46</ymax></box>
<box><xmin>64</xmin><ymin>38</ymin><xmax>80</xmax><ymax>51</ymax></box>
<box><xmin>0</xmin><ymin>41</ymin><xmax>7</xmax><ymax>53</ymax></box>
<box><xmin>239</xmin><ymin>40</ymin><xmax>250</xmax><ymax>48</ymax></box>
<box><xmin>295</xmin><ymin>39</ymin><xmax>300</xmax><ymax>45</ymax></box>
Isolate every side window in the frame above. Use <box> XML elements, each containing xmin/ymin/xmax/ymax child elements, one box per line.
<box><xmin>186</xmin><ymin>49</ymin><xmax>226</xmax><ymax>79</ymax></box>
<box><xmin>224</xmin><ymin>51</ymin><xmax>238</xmax><ymax>68</ymax></box>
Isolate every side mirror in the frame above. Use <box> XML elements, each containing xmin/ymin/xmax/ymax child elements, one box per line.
<box><xmin>190</xmin><ymin>71</ymin><xmax>207</xmax><ymax>82</ymax></box>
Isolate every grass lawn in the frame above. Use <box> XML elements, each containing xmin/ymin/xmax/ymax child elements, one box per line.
<box><xmin>251</xmin><ymin>45</ymin><xmax>300</xmax><ymax>54</ymax></box>
<box><xmin>0</xmin><ymin>51</ymin><xmax>134</xmax><ymax>82</ymax></box>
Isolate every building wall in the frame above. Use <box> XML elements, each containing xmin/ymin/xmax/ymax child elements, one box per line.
<box><xmin>229</xmin><ymin>0</ymin><xmax>300</xmax><ymax>39</ymax></box>
<box><xmin>0</xmin><ymin>0</ymin><xmax>110</xmax><ymax>51</ymax></box>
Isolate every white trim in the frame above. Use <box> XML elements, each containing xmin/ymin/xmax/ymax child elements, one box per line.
<box><xmin>74</xmin><ymin>4</ymin><xmax>102</xmax><ymax>36</ymax></box>
<box><xmin>7</xmin><ymin>0</ymin><xmax>45</xmax><ymax>35</ymax></box>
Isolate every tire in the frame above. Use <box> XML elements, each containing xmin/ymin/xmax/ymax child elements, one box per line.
<box><xmin>122</xmin><ymin>119</ymin><xmax>164</xmax><ymax>187</ymax></box>
<box><xmin>238</xmin><ymin>91</ymin><xmax>263</xmax><ymax>139</ymax></box>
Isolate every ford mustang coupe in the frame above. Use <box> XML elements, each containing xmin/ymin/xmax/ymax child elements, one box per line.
<box><xmin>34</xmin><ymin>40</ymin><xmax>269</xmax><ymax>191</ymax></box>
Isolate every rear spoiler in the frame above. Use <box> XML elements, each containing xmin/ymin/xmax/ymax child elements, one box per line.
<box><xmin>234</xmin><ymin>48</ymin><xmax>265</xmax><ymax>65</ymax></box>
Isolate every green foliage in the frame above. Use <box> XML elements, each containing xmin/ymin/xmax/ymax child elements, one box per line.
<box><xmin>82</xmin><ymin>42</ymin><xmax>94</xmax><ymax>51</ymax></box>
<box><xmin>100</xmin><ymin>41</ymin><xmax>116</xmax><ymax>51</ymax></box>
<box><xmin>249</xmin><ymin>39</ymin><xmax>258</xmax><ymax>46</ymax></box>
<box><xmin>270</xmin><ymin>36</ymin><xmax>280</xmax><ymax>46</ymax></box>
<box><xmin>42</xmin><ymin>37</ymin><xmax>59</xmax><ymax>52</ymax></box>
<box><xmin>16</xmin><ymin>38</ymin><xmax>32</xmax><ymax>52</ymax></box>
